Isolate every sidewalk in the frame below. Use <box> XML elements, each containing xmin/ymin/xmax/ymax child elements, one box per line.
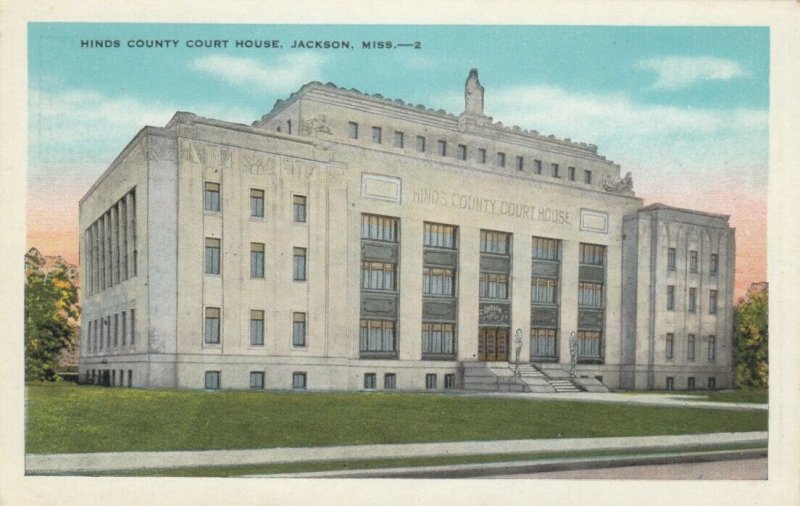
<box><xmin>25</xmin><ymin>431</ymin><xmax>767</xmax><ymax>475</ymax></box>
<box><xmin>463</xmin><ymin>392</ymin><xmax>768</xmax><ymax>411</ymax></box>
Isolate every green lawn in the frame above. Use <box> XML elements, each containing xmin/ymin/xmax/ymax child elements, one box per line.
<box><xmin>25</xmin><ymin>383</ymin><xmax>767</xmax><ymax>455</ymax></box>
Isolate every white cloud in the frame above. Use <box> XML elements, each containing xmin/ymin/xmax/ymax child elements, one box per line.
<box><xmin>637</xmin><ymin>56</ymin><xmax>748</xmax><ymax>90</ymax></box>
<box><xmin>190</xmin><ymin>53</ymin><xmax>324</xmax><ymax>93</ymax></box>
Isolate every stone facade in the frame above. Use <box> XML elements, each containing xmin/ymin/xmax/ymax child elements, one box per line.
<box><xmin>78</xmin><ymin>70</ymin><xmax>734</xmax><ymax>391</ymax></box>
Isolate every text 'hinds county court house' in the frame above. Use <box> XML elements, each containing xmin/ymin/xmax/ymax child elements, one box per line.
<box><xmin>78</xmin><ymin>69</ymin><xmax>735</xmax><ymax>393</ymax></box>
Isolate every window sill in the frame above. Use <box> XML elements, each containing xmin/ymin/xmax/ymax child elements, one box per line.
<box><xmin>421</xmin><ymin>354</ymin><xmax>456</xmax><ymax>361</ymax></box>
<box><xmin>359</xmin><ymin>352</ymin><xmax>398</xmax><ymax>360</ymax></box>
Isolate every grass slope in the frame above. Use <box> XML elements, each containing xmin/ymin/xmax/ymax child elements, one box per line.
<box><xmin>26</xmin><ymin>384</ymin><xmax>767</xmax><ymax>454</ymax></box>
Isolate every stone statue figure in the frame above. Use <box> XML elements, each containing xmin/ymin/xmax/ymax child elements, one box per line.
<box><xmin>464</xmin><ymin>69</ymin><xmax>485</xmax><ymax>116</ymax></box>
<box><xmin>568</xmin><ymin>331</ymin><xmax>578</xmax><ymax>378</ymax></box>
<box><xmin>603</xmin><ymin>172</ymin><xmax>634</xmax><ymax>192</ymax></box>
<box><xmin>513</xmin><ymin>329</ymin><xmax>523</xmax><ymax>376</ymax></box>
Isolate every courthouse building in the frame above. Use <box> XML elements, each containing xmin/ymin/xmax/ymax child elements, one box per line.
<box><xmin>77</xmin><ymin>70</ymin><xmax>735</xmax><ymax>392</ymax></box>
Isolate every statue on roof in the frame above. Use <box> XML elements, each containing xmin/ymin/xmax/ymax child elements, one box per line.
<box><xmin>464</xmin><ymin>69</ymin><xmax>485</xmax><ymax>116</ymax></box>
<box><xmin>603</xmin><ymin>171</ymin><xmax>634</xmax><ymax>193</ymax></box>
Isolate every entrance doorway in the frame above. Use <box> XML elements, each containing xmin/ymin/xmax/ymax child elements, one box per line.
<box><xmin>478</xmin><ymin>327</ymin><xmax>509</xmax><ymax>361</ymax></box>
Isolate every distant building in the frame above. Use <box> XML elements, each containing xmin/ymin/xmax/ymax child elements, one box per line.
<box><xmin>78</xmin><ymin>70</ymin><xmax>735</xmax><ymax>391</ymax></box>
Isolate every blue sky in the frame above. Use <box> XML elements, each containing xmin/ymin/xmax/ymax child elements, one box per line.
<box><xmin>27</xmin><ymin>23</ymin><xmax>769</xmax><ymax>294</ymax></box>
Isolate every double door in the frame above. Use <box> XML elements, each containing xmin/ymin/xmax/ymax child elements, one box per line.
<box><xmin>478</xmin><ymin>327</ymin><xmax>509</xmax><ymax>362</ymax></box>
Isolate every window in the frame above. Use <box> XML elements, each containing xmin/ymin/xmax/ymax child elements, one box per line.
<box><xmin>584</xmin><ymin>170</ymin><xmax>592</xmax><ymax>184</ymax></box>
<box><xmin>580</xmin><ymin>243</ymin><xmax>605</xmax><ymax>265</ymax></box>
<box><xmin>359</xmin><ymin>320</ymin><xmax>396</xmax><ymax>353</ymax></box>
<box><xmin>205</xmin><ymin>371</ymin><xmax>220</xmax><ymax>390</ymax></box>
<box><xmin>478</xmin><ymin>148</ymin><xmax>487</xmax><ymax>164</ymax></box>
<box><xmin>287</xmin><ymin>120</ymin><xmax>292</xmax><ymax>135</ymax></box>
<box><xmin>372</xmin><ymin>126</ymin><xmax>382</xmax><ymax>144</ymax></box>
<box><xmin>458</xmin><ymin>144</ymin><xmax>467</xmax><ymax>160</ymax></box>
<box><xmin>666</xmin><ymin>377</ymin><xmax>674</xmax><ymax>391</ymax></box>
<box><xmin>121</xmin><ymin>311</ymin><xmax>127</xmax><ymax>346</ymax></box>
<box><xmin>250</xmin><ymin>310</ymin><xmax>264</xmax><ymax>346</ymax></box>
<box><xmin>250</xmin><ymin>189</ymin><xmax>265</xmax><ymax>218</ymax></box>
<box><xmin>444</xmin><ymin>374</ymin><xmax>456</xmax><ymax>389</ymax></box>
<box><xmin>708</xmin><ymin>335</ymin><xmax>716</xmax><ymax>362</ymax></box>
<box><xmin>422</xmin><ymin>323</ymin><xmax>456</xmax><ymax>356</ymax></box>
<box><xmin>292</xmin><ymin>372</ymin><xmax>306</xmax><ymax>390</ymax></box>
<box><xmin>479</xmin><ymin>273</ymin><xmax>509</xmax><ymax>300</ymax></box>
<box><xmin>531</xmin><ymin>328</ymin><xmax>557</xmax><ymax>358</ymax></box>
<box><xmin>568</xmin><ymin>166</ymin><xmax>575</xmax><ymax>181</ymax></box>
<box><xmin>688</xmin><ymin>287</ymin><xmax>696</xmax><ymax>312</ymax></box>
<box><xmin>348</xmin><ymin>121</ymin><xmax>358</xmax><ymax>139</ymax></box>
<box><xmin>689</xmin><ymin>251</ymin><xmax>698</xmax><ymax>273</ymax></box>
<box><xmin>130</xmin><ymin>308</ymin><xmax>135</xmax><ymax>345</ymax></box>
<box><xmin>113</xmin><ymin>313</ymin><xmax>118</xmax><ymax>347</ymax></box>
<box><xmin>423</xmin><ymin>268</ymin><xmax>455</xmax><ymax>296</ymax></box>
<box><xmin>416</xmin><ymin>135</ymin><xmax>426</xmax><ymax>152</ymax></box>
<box><xmin>437</xmin><ymin>140</ymin><xmax>447</xmax><ymax>156</ymax></box>
<box><xmin>293</xmin><ymin>195</ymin><xmax>307</xmax><ymax>223</ymax></box>
<box><xmin>384</xmin><ymin>373</ymin><xmax>396</xmax><ymax>390</ymax></box>
<box><xmin>552</xmin><ymin>163</ymin><xmax>560</xmax><ymax>178</ymax></box>
<box><xmin>204</xmin><ymin>308</ymin><xmax>221</xmax><ymax>345</ymax></box>
<box><xmin>578</xmin><ymin>281</ymin><xmax>603</xmax><ymax>307</ymax></box>
<box><xmin>364</xmin><ymin>373</ymin><xmax>376</xmax><ymax>389</ymax></box>
<box><xmin>424</xmin><ymin>223</ymin><xmax>457</xmax><ymax>249</ymax></box>
<box><xmin>250</xmin><ymin>372</ymin><xmax>265</xmax><ymax>389</ymax></box>
<box><xmin>362</xmin><ymin>261</ymin><xmax>396</xmax><ymax>291</ymax></box>
<box><xmin>709</xmin><ymin>290</ymin><xmax>718</xmax><ymax>314</ymax></box>
<box><xmin>361</xmin><ymin>214</ymin><xmax>398</xmax><ymax>242</ymax></box>
<box><xmin>516</xmin><ymin>156</ymin><xmax>524</xmax><ymax>171</ymax></box>
<box><xmin>532</xmin><ymin>237</ymin><xmax>560</xmax><ymax>260</ymax></box>
<box><xmin>532</xmin><ymin>278</ymin><xmax>558</xmax><ymax>304</ymax></box>
<box><xmin>667</xmin><ymin>248</ymin><xmax>676</xmax><ymax>271</ymax></box>
<box><xmin>534</xmin><ymin>159</ymin><xmax>542</xmax><ymax>174</ymax></box>
<box><xmin>710</xmin><ymin>254</ymin><xmax>718</xmax><ymax>275</ymax></box>
<box><xmin>688</xmin><ymin>377</ymin><xmax>696</xmax><ymax>390</ymax></box>
<box><xmin>708</xmin><ymin>377</ymin><xmax>716</xmax><ymax>391</ymax></box>
<box><xmin>577</xmin><ymin>330</ymin><xmax>602</xmax><ymax>359</ymax></box>
<box><xmin>394</xmin><ymin>131</ymin><xmax>404</xmax><ymax>148</ymax></box>
<box><xmin>425</xmin><ymin>374</ymin><xmax>438</xmax><ymax>390</ymax></box>
<box><xmin>292</xmin><ymin>313</ymin><xmax>306</xmax><ymax>347</ymax></box>
<box><xmin>687</xmin><ymin>334</ymin><xmax>696</xmax><ymax>361</ymax></box>
<box><xmin>251</xmin><ymin>243</ymin><xmax>265</xmax><ymax>278</ymax></box>
<box><xmin>293</xmin><ymin>248</ymin><xmax>307</xmax><ymax>281</ymax></box>
<box><xmin>666</xmin><ymin>333</ymin><xmax>674</xmax><ymax>360</ymax></box>
<box><xmin>127</xmin><ymin>370</ymin><xmax>132</xmax><ymax>387</ymax></box>
<box><xmin>205</xmin><ymin>238</ymin><xmax>221</xmax><ymax>275</ymax></box>
<box><xmin>496</xmin><ymin>152</ymin><xmax>506</xmax><ymax>167</ymax></box>
<box><xmin>667</xmin><ymin>285</ymin><xmax>675</xmax><ymax>311</ymax></box>
<box><xmin>204</xmin><ymin>182</ymin><xmax>220</xmax><ymax>212</ymax></box>
<box><xmin>480</xmin><ymin>230</ymin><xmax>510</xmax><ymax>255</ymax></box>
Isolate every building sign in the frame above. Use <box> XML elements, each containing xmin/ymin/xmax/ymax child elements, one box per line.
<box><xmin>412</xmin><ymin>186</ymin><xmax>573</xmax><ymax>225</ymax></box>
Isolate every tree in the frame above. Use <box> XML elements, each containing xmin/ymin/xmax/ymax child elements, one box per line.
<box><xmin>24</xmin><ymin>248</ymin><xmax>80</xmax><ymax>381</ymax></box>
<box><xmin>733</xmin><ymin>283</ymin><xmax>768</xmax><ymax>389</ymax></box>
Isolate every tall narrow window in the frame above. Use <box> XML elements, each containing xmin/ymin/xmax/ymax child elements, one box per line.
<box><xmin>293</xmin><ymin>195</ymin><xmax>307</xmax><ymax>223</ymax></box>
<box><xmin>568</xmin><ymin>166</ymin><xmax>576</xmax><ymax>181</ymax></box>
<box><xmin>130</xmin><ymin>308</ymin><xmax>135</xmax><ymax>345</ymax></box>
<box><xmin>688</xmin><ymin>377</ymin><xmax>696</xmax><ymax>390</ymax></box>
<box><xmin>689</xmin><ymin>251</ymin><xmax>698</xmax><ymax>273</ymax></box>
<box><xmin>416</xmin><ymin>135</ymin><xmax>426</xmax><ymax>153</ymax></box>
<box><xmin>287</xmin><ymin>119</ymin><xmax>292</xmax><ymax>135</ymax></box>
<box><xmin>516</xmin><ymin>156</ymin><xmax>524</xmax><ymax>171</ymax></box>
<box><xmin>478</xmin><ymin>148</ymin><xmax>487</xmax><ymax>164</ymax></box>
<box><xmin>250</xmin><ymin>310</ymin><xmax>264</xmax><ymax>346</ymax></box>
<box><xmin>250</xmin><ymin>243</ymin><xmax>265</xmax><ymax>278</ymax></box>
<box><xmin>113</xmin><ymin>313</ymin><xmax>119</xmax><ymax>347</ymax></box>
<box><xmin>292</xmin><ymin>312</ymin><xmax>306</xmax><ymax>347</ymax></box>
<box><xmin>688</xmin><ymin>287</ymin><xmax>696</xmax><ymax>313</ymax></box>
<box><xmin>458</xmin><ymin>144</ymin><xmax>467</xmax><ymax>160</ymax></box>
<box><xmin>687</xmin><ymin>334</ymin><xmax>696</xmax><ymax>361</ymax></box>
<box><xmin>347</xmin><ymin>121</ymin><xmax>358</xmax><ymax>139</ymax></box>
<box><xmin>534</xmin><ymin>159</ymin><xmax>542</xmax><ymax>174</ymax></box>
<box><xmin>121</xmin><ymin>311</ymin><xmax>127</xmax><ymax>346</ymax></box>
<box><xmin>204</xmin><ymin>182</ymin><xmax>220</xmax><ymax>212</ymax></box>
<box><xmin>205</xmin><ymin>238</ymin><xmax>221</xmax><ymax>275</ymax></box>
<box><xmin>496</xmin><ymin>152</ymin><xmax>506</xmax><ymax>167</ymax></box>
<box><xmin>363</xmin><ymin>373</ymin><xmax>377</xmax><ymax>389</ymax></box>
<box><xmin>293</xmin><ymin>248</ymin><xmax>307</xmax><ymax>281</ymax></box>
<box><xmin>584</xmin><ymin>170</ymin><xmax>592</xmax><ymax>184</ymax></box>
<box><xmin>667</xmin><ymin>285</ymin><xmax>675</xmax><ymax>311</ymax></box>
<box><xmin>394</xmin><ymin>131</ymin><xmax>404</xmax><ymax>148</ymax></box>
<box><xmin>667</xmin><ymin>248</ymin><xmax>676</xmax><ymax>271</ymax></box>
<box><xmin>552</xmin><ymin>163</ymin><xmax>560</xmax><ymax>178</ymax></box>
<box><xmin>709</xmin><ymin>290</ymin><xmax>718</xmax><ymax>314</ymax></box>
<box><xmin>250</xmin><ymin>189</ymin><xmax>265</xmax><ymax>218</ymax></box>
<box><xmin>384</xmin><ymin>373</ymin><xmax>396</xmax><ymax>389</ymax></box>
<box><xmin>710</xmin><ymin>254</ymin><xmax>718</xmax><ymax>275</ymax></box>
<box><xmin>437</xmin><ymin>140</ymin><xmax>447</xmax><ymax>156</ymax></box>
<box><xmin>372</xmin><ymin>126</ymin><xmax>382</xmax><ymax>144</ymax></box>
<box><xmin>204</xmin><ymin>307</ymin><xmax>220</xmax><ymax>345</ymax></box>
<box><xmin>205</xmin><ymin>371</ymin><xmax>220</xmax><ymax>390</ymax></box>
<box><xmin>708</xmin><ymin>335</ymin><xmax>716</xmax><ymax>362</ymax></box>
<box><xmin>426</xmin><ymin>374</ymin><xmax>438</xmax><ymax>390</ymax></box>
<box><xmin>666</xmin><ymin>333</ymin><xmax>674</xmax><ymax>359</ymax></box>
